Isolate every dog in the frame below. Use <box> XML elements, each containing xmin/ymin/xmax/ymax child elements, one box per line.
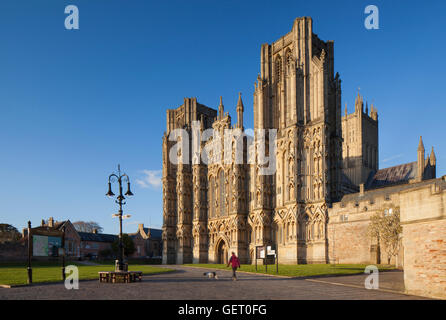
<box><xmin>203</xmin><ymin>272</ymin><xmax>219</xmax><ymax>279</ymax></box>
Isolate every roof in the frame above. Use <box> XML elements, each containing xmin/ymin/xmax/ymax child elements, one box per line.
<box><xmin>53</xmin><ymin>221</ymin><xmax>68</xmax><ymax>230</ymax></box>
<box><xmin>143</xmin><ymin>228</ymin><xmax>162</xmax><ymax>240</ymax></box>
<box><xmin>365</xmin><ymin>162</ymin><xmax>417</xmax><ymax>190</ymax></box>
<box><xmin>341</xmin><ymin>173</ymin><xmax>359</xmax><ymax>194</ymax></box>
<box><xmin>78</xmin><ymin>232</ymin><xmax>118</xmax><ymax>243</ymax></box>
<box><xmin>130</xmin><ymin>227</ymin><xmax>163</xmax><ymax>240</ymax></box>
<box><xmin>339</xmin><ymin>176</ymin><xmax>445</xmax><ymax>204</ymax></box>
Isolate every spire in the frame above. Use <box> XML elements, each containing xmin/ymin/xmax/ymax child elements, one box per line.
<box><xmin>237</xmin><ymin>92</ymin><xmax>244</xmax><ymax>111</ymax></box>
<box><xmin>418</xmin><ymin>136</ymin><xmax>425</xmax><ymax>152</ymax></box>
<box><xmin>417</xmin><ymin>136</ymin><xmax>425</xmax><ymax>181</ymax></box>
<box><xmin>236</xmin><ymin>92</ymin><xmax>244</xmax><ymax>129</ymax></box>
<box><xmin>370</xmin><ymin>104</ymin><xmax>378</xmax><ymax>121</ymax></box>
<box><xmin>218</xmin><ymin>96</ymin><xmax>224</xmax><ymax>118</ymax></box>
<box><xmin>344</xmin><ymin>103</ymin><xmax>348</xmax><ymax>116</ymax></box>
<box><xmin>355</xmin><ymin>90</ymin><xmax>363</xmax><ymax>113</ymax></box>
<box><xmin>430</xmin><ymin>146</ymin><xmax>436</xmax><ymax>165</ymax></box>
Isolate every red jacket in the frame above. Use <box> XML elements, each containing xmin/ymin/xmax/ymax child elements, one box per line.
<box><xmin>229</xmin><ymin>255</ymin><xmax>241</xmax><ymax>268</ymax></box>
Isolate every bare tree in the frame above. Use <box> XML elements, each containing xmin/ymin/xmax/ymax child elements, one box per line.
<box><xmin>368</xmin><ymin>209</ymin><xmax>402</xmax><ymax>265</ymax></box>
<box><xmin>72</xmin><ymin>221</ymin><xmax>103</xmax><ymax>233</ymax></box>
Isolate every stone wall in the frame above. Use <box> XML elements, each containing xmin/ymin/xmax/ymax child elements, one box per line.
<box><xmin>328</xmin><ymin>186</ymin><xmax>404</xmax><ymax>265</ymax></box>
<box><xmin>0</xmin><ymin>242</ymin><xmax>27</xmax><ymax>261</ymax></box>
<box><xmin>400</xmin><ymin>180</ymin><xmax>446</xmax><ymax>299</ymax></box>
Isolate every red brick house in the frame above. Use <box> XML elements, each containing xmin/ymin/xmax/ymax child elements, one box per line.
<box><xmin>39</xmin><ymin>218</ymin><xmax>116</xmax><ymax>259</ymax></box>
<box><xmin>78</xmin><ymin>230</ymin><xmax>117</xmax><ymax>259</ymax></box>
<box><xmin>130</xmin><ymin>224</ymin><xmax>162</xmax><ymax>258</ymax></box>
<box><xmin>25</xmin><ymin>218</ymin><xmax>160</xmax><ymax>260</ymax></box>
<box><xmin>39</xmin><ymin>218</ymin><xmax>81</xmax><ymax>258</ymax></box>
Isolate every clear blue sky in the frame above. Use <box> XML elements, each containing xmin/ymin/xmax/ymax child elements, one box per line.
<box><xmin>1</xmin><ymin>0</ymin><xmax>445</xmax><ymax>234</ymax></box>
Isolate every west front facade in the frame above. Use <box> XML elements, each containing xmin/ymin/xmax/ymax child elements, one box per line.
<box><xmin>161</xmin><ymin>17</ymin><xmax>444</xmax><ymax>277</ymax></box>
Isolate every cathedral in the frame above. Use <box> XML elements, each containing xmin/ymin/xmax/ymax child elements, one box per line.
<box><xmin>161</xmin><ymin>17</ymin><xmax>438</xmax><ymax>265</ymax></box>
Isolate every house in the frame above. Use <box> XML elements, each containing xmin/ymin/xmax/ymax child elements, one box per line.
<box><xmin>37</xmin><ymin>218</ymin><xmax>81</xmax><ymax>258</ymax></box>
<box><xmin>130</xmin><ymin>224</ymin><xmax>163</xmax><ymax>258</ymax></box>
<box><xmin>29</xmin><ymin>218</ymin><xmax>161</xmax><ymax>260</ymax></box>
<box><xmin>39</xmin><ymin>218</ymin><xmax>116</xmax><ymax>259</ymax></box>
<box><xmin>78</xmin><ymin>230</ymin><xmax>117</xmax><ymax>259</ymax></box>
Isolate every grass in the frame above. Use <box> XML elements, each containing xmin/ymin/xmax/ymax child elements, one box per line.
<box><xmin>183</xmin><ymin>263</ymin><xmax>395</xmax><ymax>278</ymax></box>
<box><xmin>0</xmin><ymin>261</ymin><xmax>173</xmax><ymax>286</ymax></box>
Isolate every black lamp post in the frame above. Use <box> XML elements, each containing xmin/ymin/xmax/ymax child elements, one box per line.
<box><xmin>106</xmin><ymin>164</ymin><xmax>133</xmax><ymax>271</ymax></box>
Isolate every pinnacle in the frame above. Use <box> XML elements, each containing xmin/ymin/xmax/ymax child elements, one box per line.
<box><xmin>418</xmin><ymin>136</ymin><xmax>425</xmax><ymax>151</ymax></box>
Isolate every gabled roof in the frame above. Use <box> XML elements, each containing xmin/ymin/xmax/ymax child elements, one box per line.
<box><xmin>144</xmin><ymin>228</ymin><xmax>162</xmax><ymax>240</ymax></box>
<box><xmin>53</xmin><ymin>221</ymin><xmax>68</xmax><ymax>230</ymax></box>
<box><xmin>78</xmin><ymin>232</ymin><xmax>117</xmax><ymax>243</ymax></box>
<box><xmin>365</xmin><ymin>162</ymin><xmax>417</xmax><ymax>190</ymax></box>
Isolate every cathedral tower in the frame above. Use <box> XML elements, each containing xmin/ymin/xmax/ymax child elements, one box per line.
<box><xmin>253</xmin><ymin>17</ymin><xmax>343</xmax><ymax>263</ymax></box>
<box><xmin>341</xmin><ymin>93</ymin><xmax>379</xmax><ymax>188</ymax></box>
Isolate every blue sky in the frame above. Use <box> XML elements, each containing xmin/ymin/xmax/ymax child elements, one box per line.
<box><xmin>0</xmin><ymin>0</ymin><xmax>445</xmax><ymax>234</ymax></box>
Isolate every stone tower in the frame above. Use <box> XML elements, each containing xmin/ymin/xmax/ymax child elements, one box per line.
<box><xmin>253</xmin><ymin>17</ymin><xmax>343</xmax><ymax>263</ymax></box>
<box><xmin>341</xmin><ymin>94</ymin><xmax>379</xmax><ymax>187</ymax></box>
<box><xmin>162</xmin><ymin>98</ymin><xmax>217</xmax><ymax>264</ymax></box>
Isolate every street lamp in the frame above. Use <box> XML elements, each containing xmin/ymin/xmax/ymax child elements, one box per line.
<box><xmin>106</xmin><ymin>164</ymin><xmax>133</xmax><ymax>271</ymax></box>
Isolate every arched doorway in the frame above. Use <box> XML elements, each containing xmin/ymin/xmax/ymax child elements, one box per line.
<box><xmin>216</xmin><ymin>239</ymin><xmax>228</xmax><ymax>264</ymax></box>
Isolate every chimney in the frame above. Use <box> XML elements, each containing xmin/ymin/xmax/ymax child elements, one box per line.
<box><xmin>360</xmin><ymin>183</ymin><xmax>365</xmax><ymax>195</ymax></box>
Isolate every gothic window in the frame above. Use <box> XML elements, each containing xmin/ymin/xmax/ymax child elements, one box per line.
<box><xmin>275</xmin><ymin>55</ymin><xmax>282</xmax><ymax>82</ymax></box>
<box><xmin>228</xmin><ymin>169</ymin><xmax>232</xmax><ymax>213</ymax></box>
<box><xmin>219</xmin><ymin>170</ymin><xmax>225</xmax><ymax>216</ymax></box>
<box><xmin>286</xmin><ymin>50</ymin><xmax>293</xmax><ymax>75</ymax></box>
<box><xmin>210</xmin><ymin>177</ymin><xmax>214</xmax><ymax>218</ymax></box>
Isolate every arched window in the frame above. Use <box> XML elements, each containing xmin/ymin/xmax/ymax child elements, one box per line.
<box><xmin>275</xmin><ymin>56</ymin><xmax>282</xmax><ymax>82</ymax></box>
<box><xmin>219</xmin><ymin>170</ymin><xmax>225</xmax><ymax>216</ymax></box>
<box><xmin>286</xmin><ymin>50</ymin><xmax>293</xmax><ymax>75</ymax></box>
<box><xmin>210</xmin><ymin>177</ymin><xmax>214</xmax><ymax>218</ymax></box>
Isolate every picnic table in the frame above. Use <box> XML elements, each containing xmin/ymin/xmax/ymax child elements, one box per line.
<box><xmin>98</xmin><ymin>271</ymin><xmax>143</xmax><ymax>283</ymax></box>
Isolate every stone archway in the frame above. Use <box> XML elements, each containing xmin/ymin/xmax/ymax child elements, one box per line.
<box><xmin>216</xmin><ymin>238</ymin><xmax>228</xmax><ymax>264</ymax></box>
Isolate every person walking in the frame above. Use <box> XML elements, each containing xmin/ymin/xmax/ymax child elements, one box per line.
<box><xmin>227</xmin><ymin>251</ymin><xmax>241</xmax><ymax>281</ymax></box>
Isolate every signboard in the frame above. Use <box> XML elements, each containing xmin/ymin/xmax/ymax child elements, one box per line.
<box><xmin>267</xmin><ymin>245</ymin><xmax>276</xmax><ymax>256</ymax></box>
<box><xmin>32</xmin><ymin>235</ymin><xmax>62</xmax><ymax>257</ymax></box>
<box><xmin>256</xmin><ymin>246</ymin><xmax>265</xmax><ymax>259</ymax></box>
<box><xmin>33</xmin><ymin>235</ymin><xmax>48</xmax><ymax>256</ymax></box>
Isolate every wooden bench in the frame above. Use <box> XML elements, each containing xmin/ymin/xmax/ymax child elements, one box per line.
<box><xmin>98</xmin><ymin>271</ymin><xmax>143</xmax><ymax>283</ymax></box>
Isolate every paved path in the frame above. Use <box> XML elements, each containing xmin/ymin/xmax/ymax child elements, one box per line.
<box><xmin>0</xmin><ymin>266</ymin><xmax>427</xmax><ymax>300</ymax></box>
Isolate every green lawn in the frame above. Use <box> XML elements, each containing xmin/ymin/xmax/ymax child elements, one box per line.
<box><xmin>0</xmin><ymin>261</ymin><xmax>173</xmax><ymax>286</ymax></box>
<box><xmin>184</xmin><ymin>263</ymin><xmax>394</xmax><ymax>278</ymax></box>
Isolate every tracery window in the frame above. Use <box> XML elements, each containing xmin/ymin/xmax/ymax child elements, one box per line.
<box><xmin>275</xmin><ymin>56</ymin><xmax>282</xmax><ymax>82</ymax></box>
<box><xmin>219</xmin><ymin>170</ymin><xmax>225</xmax><ymax>216</ymax></box>
<box><xmin>210</xmin><ymin>177</ymin><xmax>214</xmax><ymax>218</ymax></box>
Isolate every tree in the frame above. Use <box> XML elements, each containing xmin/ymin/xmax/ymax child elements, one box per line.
<box><xmin>0</xmin><ymin>224</ymin><xmax>21</xmax><ymax>243</ymax></box>
<box><xmin>368</xmin><ymin>209</ymin><xmax>402</xmax><ymax>265</ymax></box>
<box><xmin>111</xmin><ymin>234</ymin><xmax>135</xmax><ymax>257</ymax></box>
<box><xmin>72</xmin><ymin>221</ymin><xmax>103</xmax><ymax>233</ymax></box>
